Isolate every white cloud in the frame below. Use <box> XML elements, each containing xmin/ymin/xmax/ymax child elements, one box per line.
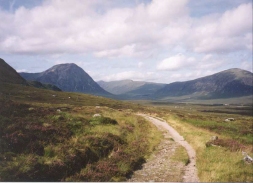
<box><xmin>0</xmin><ymin>0</ymin><xmax>251</xmax><ymax>58</ymax></box>
<box><xmin>166</xmin><ymin>69</ymin><xmax>216</xmax><ymax>83</ymax></box>
<box><xmin>157</xmin><ymin>54</ymin><xmax>196</xmax><ymax>71</ymax></box>
<box><xmin>101</xmin><ymin>70</ymin><xmax>156</xmax><ymax>81</ymax></box>
<box><xmin>156</xmin><ymin>52</ymin><xmax>228</xmax><ymax>78</ymax></box>
<box><xmin>219</xmin><ymin>3</ymin><xmax>252</xmax><ymax>37</ymax></box>
<box><xmin>241</xmin><ymin>61</ymin><xmax>253</xmax><ymax>72</ymax></box>
<box><xmin>94</xmin><ymin>45</ymin><xmax>136</xmax><ymax>58</ymax></box>
<box><xmin>102</xmin><ymin>71</ymin><xmax>141</xmax><ymax>81</ymax></box>
<box><xmin>0</xmin><ymin>0</ymin><xmax>252</xmax><ymax>85</ymax></box>
<box><xmin>138</xmin><ymin>62</ymin><xmax>143</xmax><ymax>68</ymax></box>
<box><xmin>16</xmin><ymin>69</ymin><xmax>27</xmax><ymax>72</ymax></box>
<box><xmin>189</xmin><ymin>3</ymin><xmax>252</xmax><ymax>53</ymax></box>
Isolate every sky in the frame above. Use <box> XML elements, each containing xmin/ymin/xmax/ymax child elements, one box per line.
<box><xmin>0</xmin><ymin>0</ymin><xmax>252</xmax><ymax>84</ymax></box>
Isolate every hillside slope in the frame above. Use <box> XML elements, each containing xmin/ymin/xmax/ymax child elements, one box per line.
<box><xmin>27</xmin><ymin>81</ymin><xmax>62</xmax><ymax>91</ymax></box>
<box><xmin>155</xmin><ymin>68</ymin><xmax>253</xmax><ymax>99</ymax></box>
<box><xmin>0</xmin><ymin>58</ymin><xmax>27</xmax><ymax>85</ymax></box>
<box><xmin>0</xmin><ymin>76</ymin><xmax>161</xmax><ymax>182</ymax></box>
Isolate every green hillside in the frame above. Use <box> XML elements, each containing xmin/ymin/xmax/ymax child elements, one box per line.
<box><xmin>0</xmin><ymin>82</ymin><xmax>161</xmax><ymax>181</ymax></box>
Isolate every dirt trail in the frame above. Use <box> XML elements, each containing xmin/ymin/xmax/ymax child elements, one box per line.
<box><xmin>128</xmin><ymin>114</ymin><xmax>199</xmax><ymax>182</ymax></box>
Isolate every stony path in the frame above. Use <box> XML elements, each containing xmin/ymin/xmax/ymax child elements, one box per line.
<box><xmin>128</xmin><ymin>114</ymin><xmax>199</xmax><ymax>182</ymax></box>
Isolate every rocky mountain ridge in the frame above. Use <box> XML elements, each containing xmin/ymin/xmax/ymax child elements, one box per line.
<box><xmin>20</xmin><ymin>63</ymin><xmax>111</xmax><ymax>96</ymax></box>
<box><xmin>98</xmin><ymin>68</ymin><xmax>253</xmax><ymax>100</ymax></box>
<box><xmin>97</xmin><ymin>80</ymin><xmax>166</xmax><ymax>97</ymax></box>
<box><xmin>2</xmin><ymin>57</ymin><xmax>251</xmax><ymax>100</ymax></box>
<box><xmin>154</xmin><ymin>68</ymin><xmax>253</xmax><ymax>99</ymax></box>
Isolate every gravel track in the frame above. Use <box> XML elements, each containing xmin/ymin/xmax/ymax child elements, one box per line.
<box><xmin>128</xmin><ymin>114</ymin><xmax>199</xmax><ymax>182</ymax></box>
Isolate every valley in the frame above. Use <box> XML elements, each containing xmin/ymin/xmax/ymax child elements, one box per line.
<box><xmin>0</xmin><ymin>58</ymin><xmax>252</xmax><ymax>182</ymax></box>
<box><xmin>0</xmin><ymin>0</ymin><xmax>252</xmax><ymax>182</ymax></box>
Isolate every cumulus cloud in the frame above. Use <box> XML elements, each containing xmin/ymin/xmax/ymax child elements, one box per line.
<box><xmin>16</xmin><ymin>69</ymin><xmax>27</xmax><ymax>72</ymax></box>
<box><xmin>0</xmin><ymin>0</ymin><xmax>251</xmax><ymax>58</ymax></box>
<box><xmin>157</xmin><ymin>53</ymin><xmax>228</xmax><ymax>73</ymax></box>
<box><xmin>0</xmin><ymin>0</ymin><xmax>252</xmax><ymax>85</ymax></box>
<box><xmin>101</xmin><ymin>70</ymin><xmax>156</xmax><ymax>81</ymax></box>
<box><xmin>94</xmin><ymin>45</ymin><xmax>136</xmax><ymax>58</ymax></box>
<box><xmin>189</xmin><ymin>3</ymin><xmax>252</xmax><ymax>53</ymax></box>
<box><xmin>157</xmin><ymin>54</ymin><xmax>196</xmax><ymax>71</ymax></box>
<box><xmin>165</xmin><ymin>69</ymin><xmax>216</xmax><ymax>83</ymax></box>
<box><xmin>138</xmin><ymin>62</ymin><xmax>143</xmax><ymax>68</ymax></box>
<box><xmin>241</xmin><ymin>61</ymin><xmax>253</xmax><ymax>72</ymax></box>
<box><xmin>0</xmin><ymin>0</ymin><xmax>188</xmax><ymax>55</ymax></box>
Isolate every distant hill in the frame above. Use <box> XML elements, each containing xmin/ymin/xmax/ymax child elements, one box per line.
<box><xmin>0</xmin><ymin>58</ymin><xmax>27</xmax><ymax>85</ymax></box>
<box><xmin>154</xmin><ymin>68</ymin><xmax>253</xmax><ymax>99</ymax></box>
<box><xmin>97</xmin><ymin>80</ymin><xmax>146</xmax><ymax>95</ymax></box>
<box><xmin>97</xmin><ymin>80</ymin><xmax>166</xmax><ymax>99</ymax></box>
<box><xmin>20</xmin><ymin>63</ymin><xmax>111</xmax><ymax>96</ymax></box>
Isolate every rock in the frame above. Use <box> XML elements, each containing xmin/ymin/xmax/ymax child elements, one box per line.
<box><xmin>242</xmin><ymin>151</ymin><xmax>253</xmax><ymax>163</ymax></box>
<box><xmin>224</xmin><ymin>118</ymin><xmax>235</xmax><ymax>122</ymax></box>
<box><xmin>93</xmin><ymin>114</ymin><xmax>101</xmax><ymax>117</ymax></box>
<box><xmin>57</xmin><ymin>109</ymin><xmax>61</xmax><ymax>112</ymax></box>
<box><xmin>211</xmin><ymin>136</ymin><xmax>218</xmax><ymax>141</ymax></box>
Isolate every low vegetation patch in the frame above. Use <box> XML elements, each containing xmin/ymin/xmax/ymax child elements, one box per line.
<box><xmin>0</xmin><ymin>96</ymin><xmax>161</xmax><ymax>181</ymax></box>
<box><xmin>160</xmin><ymin>112</ymin><xmax>253</xmax><ymax>182</ymax></box>
<box><xmin>171</xmin><ymin>145</ymin><xmax>190</xmax><ymax>166</ymax></box>
<box><xmin>89</xmin><ymin>116</ymin><xmax>118</xmax><ymax>125</ymax></box>
<box><xmin>206</xmin><ymin>138</ymin><xmax>246</xmax><ymax>152</ymax></box>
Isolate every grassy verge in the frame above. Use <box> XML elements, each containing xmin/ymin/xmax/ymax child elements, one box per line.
<box><xmin>171</xmin><ymin>145</ymin><xmax>189</xmax><ymax>166</ymax></box>
<box><xmin>162</xmin><ymin>115</ymin><xmax>253</xmax><ymax>182</ymax></box>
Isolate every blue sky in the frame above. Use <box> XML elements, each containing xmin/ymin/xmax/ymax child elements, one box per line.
<box><xmin>0</xmin><ymin>0</ymin><xmax>252</xmax><ymax>83</ymax></box>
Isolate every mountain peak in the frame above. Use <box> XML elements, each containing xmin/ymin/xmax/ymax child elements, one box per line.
<box><xmin>155</xmin><ymin>68</ymin><xmax>252</xmax><ymax>99</ymax></box>
<box><xmin>47</xmin><ymin>63</ymin><xmax>80</xmax><ymax>71</ymax></box>
<box><xmin>20</xmin><ymin>63</ymin><xmax>111</xmax><ymax>96</ymax></box>
<box><xmin>222</xmin><ymin>68</ymin><xmax>252</xmax><ymax>78</ymax></box>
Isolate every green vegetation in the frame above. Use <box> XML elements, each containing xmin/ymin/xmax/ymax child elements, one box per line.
<box><xmin>171</xmin><ymin>146</ymin><xmax>189</xmax><ymax>166</ymax></box>
<box><xmin>168</xmin><ymin>104</ymin><xmax>253</xmax><ymax>145</ymax></box>
<box><xmin>0</xmin><ymin>83</ymin><xmax>161</xmax><ymax>181</ymax></box>
<box><xmin>147</xmin><ymin>102</ymin><xmax>253</xmax><ymax>182</ymax></box>
<box><xmin>1</xmin><ymin>81</ymin><xmax>252</xmax><ymax>182</ymax></box>
<box><xmin>27</xmin><ymin>80</ymin><xmax>62</xmax><ymax>91</ymax></box>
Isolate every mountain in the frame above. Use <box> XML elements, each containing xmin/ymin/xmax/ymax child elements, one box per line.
<box><xmin>123</xmin><ymin>82</ymin><xmax>166</xmax><ymax>99</ymax></box>
<box><xmin>155</xmin><ymin>68</ymin><xmax>253</xmax><ymax>99</ymax></box>
<box><xmin>97</xmin><ymin>80</ymin><xmax>146</xmax><ymax>95</ymax></box>
<box><xmin>20</xmin><ymin>63</ymin><xmax>111</xmax><ymax>96</ymax></box>
<box><xmin>97</xmin><ymin>80</ymin><xmax>166</xmax><ymax>99</ymax></box>
<box><xmin>0</xmin><ymin>58</ymin><xmax>63</xmax><ymax>92</ymax></box>
<box><xmin>0</xmin><ymin>58</ymin><xmax>27</xmax><ymax>85</ymax></box>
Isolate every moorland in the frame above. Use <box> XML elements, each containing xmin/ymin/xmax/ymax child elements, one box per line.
<box><xmin>0</xmin><ymin>58</ymin><xmax>252</xmax><ymax>182</ymax></box>
<box><xmin>1</xmin><ymin>82</ymin><xmax>252</xmax><ymax>182</ymax></box>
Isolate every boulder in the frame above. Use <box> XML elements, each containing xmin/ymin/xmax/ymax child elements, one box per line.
<box><xmin>211</xmin><ymin>136</ymin><xmax>218</xmax><ymax>141</ymax></box>
<box><xmin>93</xmin><ymin>114</ymin><xmax>101</xmax><ymax>117</ymax></box>
<box><xmin>224</xmin><ymin>118</ymin><xmax>235</xmax><ymax>122</ymax></box>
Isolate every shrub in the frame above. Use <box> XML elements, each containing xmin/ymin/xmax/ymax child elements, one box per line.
<box><xmin>206</xmin><ymin>138</ymin><xmax>246</xmax><ymax>152</ymax></box>
<box><xmin>89</xmin><ymin>116</ymin><xmax>118</xmax><ymax>125</ymax></box>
